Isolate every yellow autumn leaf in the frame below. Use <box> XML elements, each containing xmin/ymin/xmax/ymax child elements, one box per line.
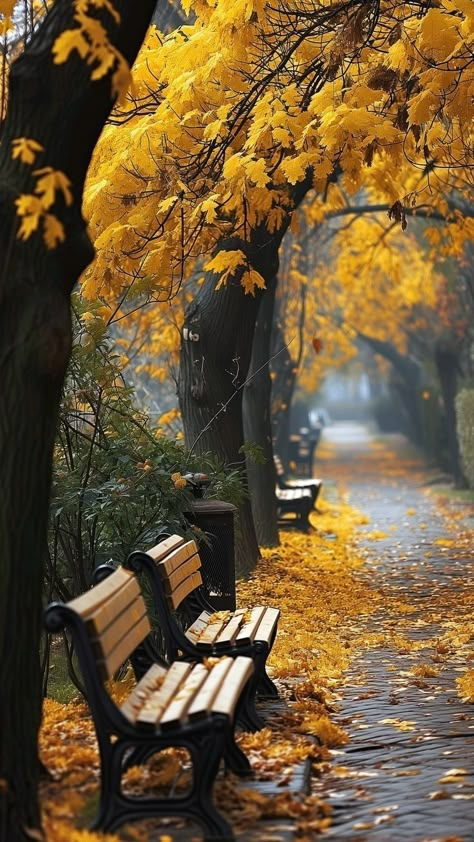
<box><xmin>15</xmin><ymin>194</ymin><xmax>43</xmax><ymax>240</ymax></box>
<box><xmin>0</xmin><ymin>0</ymin><xmax>15</xmax><ymax>16</ymax></box>
<box><xmin>456</xmin><ymin>669</ymin><xmax>474</xmax><ymax>703</ymax></box>
<box><xmin>408</xmin><ymin>89</ymin><xmax>438</xmax><ymax>126</ymax></box>
<box><xmin>281</xmin><ymin>153</ymin><xmax>311</xmax><ymax>185</ymax></box>
<box><xmin>244</xmin><ymin>158</ymin><xmax>270</xmax><ymax>188</ymax></box>
<box><xmin>241</xmin><ymin>267</ymin><xmax>266</xmax><ymax>295</ymax></box>
<box><xmin>33</xmin><ymin>167</ymin><xmax>73</xmax><ymax>209</ymax></box>
<box><xmin>53</xmin><ymin>28</ymin><xmax>89</xmax><ymax>64</ymax></box>
<box><xmin>43</xmin><ymin>214</ymin><xmax>66</xmax><ymax>249</ymax></box>
<box><xmin>200</xmin><ymin>196</ymin><xmax>219</xmax><ymax>223</ymax></box>
<box><xmin>11</xmin><ymin>137</ymin><xmax>44</xmax><ymax>166</ymax></box>
<box><xmin>204</xmin><ymin>249</ymin><xmax>247</xmax><ymax>287</ymax></box>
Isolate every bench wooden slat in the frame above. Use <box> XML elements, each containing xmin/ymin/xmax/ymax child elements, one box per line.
<box><xmin>100</xmin><ymin>612</ymin><xmax>151</xmax><ymax>680</ymax></box>
<box><xmin>253</xmin><ymin>607</ymin><xmax>280</xmax><ymax>645</ymax></box>
<box><xmin>160</xmin><ymin>663</ymin><xmax>209</xmax><ymax>730</ymax></box>
<box><xmin>187</xmin><ymin>657</ymin><xmax>234</xmax><ymax>721</ymax></box>
<box><xmin>214</xmin><ymin>610</ymin><xmax>247</xmax><ymax>650</ymax></box>
<box><xmin>212</xmin><ymin>657</ymin><xmax>255</xmax><ymax>717</ymax></box>
<box><xmin>168</xmin><ymin>570</ymin><xmax>203</xmax><ymax>609</ymax></box>
<box><xmin>185</xmin><ymin>611</ymin><xmax>212</xmax><ymax>643</ymax></box>
<box><xmin>94</xmin><ymin>597</ymin><xmax>149</xmax><ymax>661</ymax></box>
<box><xmin>136</xmin><ymin>661</ymin><xmax>193</xmax><ymax>730</ymax></box>
<box><xmin>165</xmin><ymin>555</ymin><xmax>201</xmax><ymax>595</ymax></box>
<box><xmin>147</xmin><ymin>535</ymin><xmax>186</xmax><ymax>563</ymax></box>
<box><xmin>195</xmin><ymin>617</ymin><xmax>229</xmax><ymax>649</ymax></box>
<box><xmin>85</xmin><ymin>578</ymin><xmax>142</xmax><ymax>637</ymax></box>
<box><xmin>121</xmin><ymin>663</ymin><xmax>168</xmax><ymax>723</ymax></box>
<box><xmin>158</xmin><ymin>540</ymin><xmax>200</xmax><ymax>578</ymax></box>
<box><xmin>234</xmin><ymin>606</ymin><xmax>267</xmax><ymax>646</ymax></box>
<box><xmin>68</xmin><ymin>567</ymin><xmax>134</xmax><ymax>620</ymax></box>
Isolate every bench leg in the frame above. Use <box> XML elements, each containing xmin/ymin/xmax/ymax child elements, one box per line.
<box><xmin>224</xmin><ymin>733</ymin><xmax>252</xmax><ymax>777</ymax></box>
<box><xmin>257</xmin><ymin>669</ymin><xmax>279</xmax><ymax>698</ymax></box>
<box><xmin>188</xmin><ymin>721</ymin><xmax>235</xmax><ymax>840</ymax></box>
<box><xmin>92</xmin><ymin>725</ymin><xmax>235</xmax><ymax>841</ymax></box>
<box><xmin>237</xmin><ymin>678</ymin><xmax>266</xmax><ymax>732</ymax></box>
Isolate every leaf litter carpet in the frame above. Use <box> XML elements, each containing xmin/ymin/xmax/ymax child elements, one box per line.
<box><xmin>40</xmin><ymin>429</ymin><xmax>473</xmax><ymax>841</ymax></box>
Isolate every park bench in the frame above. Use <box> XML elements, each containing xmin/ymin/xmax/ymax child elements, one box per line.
<box><xmin>124</xmin><ymin>534</ymin><xmax>280</xmax><ymax>731</ymax></box>
<box><xmin>275</xmin><ymin>486</ymin><xmax>313</xmax><ymax>532</ymax></box>
<box><xmin>44</xmin><ymin>566</ymin><xmax>255</xmax><ymax>840</ymax></box>
<box><xmin>274</xmin><ymin>454</ymin><xmax>323</xmax><ymax>508</ymax></box>
<box><xmin>287</xmin><ymin>429</ymin><xmax>321</xmax><ymax>476</ymax></box>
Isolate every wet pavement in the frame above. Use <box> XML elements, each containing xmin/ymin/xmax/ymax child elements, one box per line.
<box><xmin>314</xmin><ymin>424</ymin><xmax>474</xmax><ymax>842</ymax></box>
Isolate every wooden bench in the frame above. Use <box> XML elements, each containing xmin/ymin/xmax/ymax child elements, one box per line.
<box><xmin>274</xmin><ymin>454</ymin><xmax>323</xmax><ymax>509</ymax></box>
<box><xmin>275</xmin><ymin>486</ymin><xmax>313</xmax><ymax>532</ymax></box>
<box><xmin>123</xmin><ymin>535</ymin><xmax>280</xmax><ymax>731</ymax></box>
<box><xmin>44</xmin><ymin>566</ymin><xmax>254</xmax><ymax>840</ymax></box>
<box><xmin>287</xmin><ymin>430</ymin><xmax>321</xmax><ymax>476</ymax></box>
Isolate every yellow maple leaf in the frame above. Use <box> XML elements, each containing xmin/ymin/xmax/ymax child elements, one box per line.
<box><xmin>200</xmin><ymin>196</ymin><xmax>219</xmax><ymax>223</ymax></box>
<box><xmin>53</xmin><ymin>28</ymin><xmax>89</xmax><ymax>64</ymax></box>
<box><xmin>241</xmin><ymin>267</ymin><xmax>266</xmax><ymax>295</ymax></box>
<box><xmin>15</xmin><ymin>194</ymin><xmax>43</xmax><ymax>240</ymax></box>
<box><xmin>281</xmin><ymin>153</ymin><xmax>310</xmax><ymax>185</ymax></box>
<box><xmin>11</xmin><ymin>137</ymin><xmax>44</xmax><ymax>166</ymax></box>
<box><xmin>205</xmin><ymin>249</ymin><xmax>247</xmax><ymax>287</ymax></box>
<box><xmin>245</xmin><ymin>158</ymin><xmax>270</xmax><ymax>188</ymax></box>
<box><xmin>43</xmin><ymin>213</ymin><xmax>66</xmax><ymax>249</ymax></box>
<box><xmin>33</xmin><ymin>167</ymin><xmax>73</xmax><ymax>209</ymax></box>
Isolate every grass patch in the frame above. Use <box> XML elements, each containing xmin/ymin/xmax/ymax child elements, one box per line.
<box><xmin>46</xmin><ymin>641</ymin><xmax>80</xmax><ymax>704</ymax></box>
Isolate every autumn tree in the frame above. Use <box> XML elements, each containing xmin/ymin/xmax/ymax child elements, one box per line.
<box><xmin>0</xmin><ymin>2</ymin><xmax>157</xmax><ymax>839</ymax></box>
<box><xmin>81</xmin><ymin>0</ymin><xmax>473</xmax><ymax>566</ymax></box>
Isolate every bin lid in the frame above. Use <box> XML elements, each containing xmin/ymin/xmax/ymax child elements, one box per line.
<box><xmin>187</xmin><ymin>500</ymin><xmax>237</xmax><ymax>514</ymax></box>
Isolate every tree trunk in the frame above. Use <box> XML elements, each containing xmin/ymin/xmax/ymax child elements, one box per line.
<box><xmin>435</xmin><ymin>344</ymin><xmax>465</xmax><ymax>487</ymax></box>
<box><xmin>178</xmin><ymin>229</ymin><xmax>280</xmax><ymax>574</ymax></box>
<box><xmin>271</xmin><ymin>326</ymin><xmax>298</xmax><ymax>468</ymax></box>
<box><xmin>243</xmin><ymin>277</ymin><xmax>279</xmax><ymax>547</ymax></box>
<box><xmin>360</xmin><ymin>333</ymin><xmax>423</xmax><ymax>446</ymax></box>
<box><xmin>0</xmin><ymin>4</ymin><xmax>157</xmax><ymax>839</ymax></box>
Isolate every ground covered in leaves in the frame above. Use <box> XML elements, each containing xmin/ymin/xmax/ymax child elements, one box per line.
<box><xmin>39</xmin><ymin>431</ymin><xmax>474</xmax><ymax>841</ymax></box>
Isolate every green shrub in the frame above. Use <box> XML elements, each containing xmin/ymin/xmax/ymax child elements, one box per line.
<box><xmin>46</xmin><ymin>309</ymin><xmax>244</xmax><ymax>603</ymax></box>
<box><xmin>456</xmin><ymin>389</ymin><xmax>474</xmax><ymax>488</ymax></box>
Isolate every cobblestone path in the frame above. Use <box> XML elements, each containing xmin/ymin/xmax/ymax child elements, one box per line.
<box><xmin>314</xmin><ymin>425</ymin><xmax>474</xmax><ymax>842</ymax></box>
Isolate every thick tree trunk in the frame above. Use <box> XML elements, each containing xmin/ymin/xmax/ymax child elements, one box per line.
<box><xmin>0</xmin><ymin>4</ymin><xmax>157</xmax><ymax>839</ymax></box>
<box><xmin>178</xmin><ymin>229</ymin><xmax>280</xmax><ymax>574</ymax></box>
<box><xmin>435</xmin><ymin>344</ymin><xmax>465</xmax><ymax>487</ymax></box>
<box><xmin>243</xmin><ymin>277</ymin><xmax>279</xmax><ymax>547</ymax></box>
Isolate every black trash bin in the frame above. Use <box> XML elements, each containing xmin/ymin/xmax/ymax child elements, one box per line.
<box><xmin>185</xmin><ymin>499</ymin><xmax>237</xmax><ymax>611</ymax></box>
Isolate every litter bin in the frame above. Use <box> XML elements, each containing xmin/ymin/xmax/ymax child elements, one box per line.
<box><xmin>184</xmin><ymin>477</ymin><xmax>237</xmax><ymax>610</ymax></box>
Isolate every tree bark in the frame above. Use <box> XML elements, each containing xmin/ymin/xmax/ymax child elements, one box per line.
<box><xmin>435</xmin><ymin>344</ymin><xmax>465</xmax><ymax>487</ymax></box>
<box><xmin>271</xmin><ymin>323</ymin><xmax>297</xmax><ymax>467</ymax></box>
<box><xmin>243</xmin><ymin>276</ymin><xmax>279</xmax><ymax>547</ymax></box>
<box><xmin>178</xmin><ymin>228</ymin><xmax>279</xmax><ymax>574</ymax></box>
<box><xmin>0</xmin><ymin>4</ymin><xmax>157</xmax><ymax>839</ymax></box>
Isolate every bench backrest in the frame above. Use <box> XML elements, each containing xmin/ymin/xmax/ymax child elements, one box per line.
<box><xmin>146</xmin><ymin>535</ymin><xmax>203</xmax><ymax>609</ymax></box>
<box><xmin>273</xmin><ymin>455</ymin><xmax>285</xmax><ymax>477</ymax></box>
<box><xmin>67</xmin><ymin>567</ymin><xmax>151</xmax><ymax>680</ymax></box>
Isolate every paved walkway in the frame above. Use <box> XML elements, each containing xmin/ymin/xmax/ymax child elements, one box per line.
<box><xmin>314</xmin><ymin>424</ymin><xmax>474</xmax><ymax>841</ymax></box>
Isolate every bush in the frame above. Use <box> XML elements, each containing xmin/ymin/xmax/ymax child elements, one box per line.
<box><xmin>45</xmin><ymin>309</ymin><xmax>244</xmax><ymax>604</ymax></box>
<box><xmin>456</xmin><ymin>389</ymin><xmax>474</xmax><ymax>488</ymax></box>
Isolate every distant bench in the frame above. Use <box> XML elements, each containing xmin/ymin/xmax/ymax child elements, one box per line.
<box><xmin>44</xmin><ymin>566</ymin><xmax>254</xmax><ymax>840</ymax></box>
<box><xmin>123</xmin><ymin>534</ymin><xmax>280</xmax><ymax>731</ymax></box>
<box><xmin>274</xmin><ymin>455</ymin><xmax>323</xmax><ymax>530</ymax></box>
